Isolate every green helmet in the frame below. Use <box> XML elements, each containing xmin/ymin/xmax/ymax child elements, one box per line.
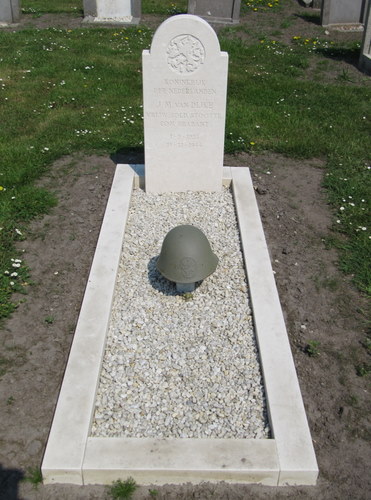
<box><xmin>157</xmin><ymin>225</ymin><xmax>218</xmax><ymax>284</ymax></box>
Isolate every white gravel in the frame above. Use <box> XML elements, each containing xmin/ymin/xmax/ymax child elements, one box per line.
<box><xmin>90</xmin><ymin>186</ymin><xmax>270</xmax><ymax>439</ymax></box>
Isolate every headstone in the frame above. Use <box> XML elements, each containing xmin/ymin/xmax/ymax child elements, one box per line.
<box><xmin>142</xmin><ymin>15</ymin><xmax>228</xmax><ymax>193</ymax></box>
<box><xmin>83</xmin><ymin>0</ymin><xmax>141</xmax><ymax>24</ymax></box>
<box><xmin>321</xmin><ymin>0</ymin><xmax>366</xmax><ymax>26</ymax></box>
<box><xmin>188</xmin><ymin>0</ymin><xmax>241</xmax><ymax>24</ymax></box>
<box><xmin>312</xmin><ymin>0</ymin><xmax>323</xmax><ymax>8</ymax></box>
<box><xmin>0</xmin><ymin>0</ymin><xmax>20</xmax><ymax>24</ymax></box>
<box><xmin>359</xmin><ymin>0</ymin><xmax>371</xmax><ymax>74</ymax></box>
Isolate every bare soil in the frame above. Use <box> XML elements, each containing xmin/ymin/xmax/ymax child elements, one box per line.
<box><xmin>1</xmin><ymin>3</ymin><xmax>370</xmax><ymax>500</ymax></box>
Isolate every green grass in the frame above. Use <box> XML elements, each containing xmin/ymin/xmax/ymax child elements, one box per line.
<box><xmin>0</xmin><ymin>2</ymin><xmax>370</xmax><ymax>321</ymax></box>
<box><xmin>142</xmin><ymin>0</ymin><xmax>187</xmax><ymax>15</ymax></box>
<box><xmin>305</xmin><ymin>340</ymin><xmax>321</xmax><ymax>357</ymax></box>
<box><xmin>22</xmin><ymin>0</ymin><xmax>83</xmax><ymax>15</ymax></box>
<box><xmin>241</xmin><ymin>0</ymin><xmax>282</xmax><ymax>14</ymax></box>
<box><xmin>220</xmin><ymin>33</ymin><xmax>370</xmax><ymax>294</ymax></box>
<box><xmin>23</xmin><ymin>466</ymin><xmax>43</xmax><ymax>488</ymax></box>
<box><xmin>21</xmin><ymin>0</ymin><xmax>188</xmax><ymax>16</ymax></box>
<box><xmin>109</xmin><ymin>478</ymin><xmax>138</xmax><ymax>499</ymax></box>
<box><xmin>0</xmin><ymin>25</ymin><xmax>151</xmax><ymax>319</ymax></box>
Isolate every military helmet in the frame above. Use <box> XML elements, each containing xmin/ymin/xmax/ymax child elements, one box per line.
<box><xmin>157</xmin><ymin>225</ymin><xmax>218</xmax><ymax>284</ymax></box>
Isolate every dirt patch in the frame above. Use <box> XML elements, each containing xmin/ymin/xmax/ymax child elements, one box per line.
<box><xmin>1</xmin><ymin>2</ymin><xmax>370</xmax><ymax>499</ymax></box>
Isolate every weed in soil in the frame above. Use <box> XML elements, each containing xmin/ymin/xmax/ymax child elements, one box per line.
<box><xmin>355</xmin><ymin>362</ymin><xmax>370</xmax><ymax>377</ymax></box>
<box><xmin>305</xmin><ymin>340</ymin><xmax>321</xmax><ymax>357</ymax></box>
<box><xmin>109</xmin><ymin>477</ymin><xmax>138</xmax><ymax>500</ymax></box>
<box><xmin>44</xmin><ymin>315</ymin><xmax>55</xmax><ymax>325</ymax></box>
<box><xmin>23</xmin><ymin>466</ymin><xmax>43</xmax><ymax>488</ymax></box>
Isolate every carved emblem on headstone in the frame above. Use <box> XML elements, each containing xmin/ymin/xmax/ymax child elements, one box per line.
<box><xmin>167</xmin><ymin>34</ymin><xmax>205</xmax><ymax>74</ymax></box>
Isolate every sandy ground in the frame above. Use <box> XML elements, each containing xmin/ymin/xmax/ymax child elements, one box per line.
<box><xmin>0</xmin><ymin>2</ymin><xmax>370</xmax><ymax>499</ymax></box>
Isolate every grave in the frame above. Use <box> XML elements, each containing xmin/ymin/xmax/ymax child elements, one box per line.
<box><xmin>359</xmin><ymin>0</ymin><xmax>371</xmax><ymax>74</ymax></box>
<box><xmin>42</xmin><ymin>15</ymin><xmax>318</xmax><ymax>487</ymax></box>
<box><xmin>321</xmin><ymin>0</ymin><xmax>366</xmax><ymax>27</ymax></box>
<box><xmin>312</xmin><ymin>0</ymin><xmax>323</xmax><ymax>8</ymax></box>
<box><xmin>0</xmin><ymin>0</ymin><xmax>20</xmax><ymax>25</ymax></box>
<box><xmin>188</xmin><ymin>0</ymin><xmax>241</xmax><ymax>24</ymax></box>
<box><xmin>302</xmin><ymin>0</ymin><xmax>323</xmax><ymax>8</ymax></box>
<box><xmin>83</xmin><ymin>0</ymin><xmax>141</xmax><ymax>25</ymax></box>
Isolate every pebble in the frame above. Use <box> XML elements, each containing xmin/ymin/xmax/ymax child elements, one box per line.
<box><xmin>91</xmin><ymin>187</ymin><xmax>270</xmax><ymax>439</ymax></box>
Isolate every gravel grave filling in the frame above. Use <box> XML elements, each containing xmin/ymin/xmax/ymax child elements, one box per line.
<box><xmin>91</xmin><ymin>186</ymin><xmax>270</xmax><ymax>440</ymax></box>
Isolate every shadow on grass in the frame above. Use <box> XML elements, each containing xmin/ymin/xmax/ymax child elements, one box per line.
<box><xmin>295</xmin><ymin>13</ymin><xmax>321</xmax><ymax>26</ymax></box>
<box><xmin>316</xmin><ymin>44</ymin><xmax>361</xmax><ymax>69</ymax></box>
<box><xmin>110</xmin><ymin>146</ymin><xmax>144</xmax><ymax>165</ymax></box>
<box><xmin>0</xmin><ymin>464</ymin><xmax>24</xmax><ymax>500</ymax></box>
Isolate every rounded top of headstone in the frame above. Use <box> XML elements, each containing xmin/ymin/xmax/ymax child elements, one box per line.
<box><xmin>150</xmin><ymin>14</ymin><xmax>221</xmax><ymax>62</ymax></box>
<box><xmin>156</xmin><ymin>225</ymin><xmax>218</xmax><ymax>284</ymax></box>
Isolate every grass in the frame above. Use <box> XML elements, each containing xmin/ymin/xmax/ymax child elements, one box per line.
<box><xmin>305</xmin><ymin>340</ymin><xmax>321</xmax><ymax>357</ymax></box>
<box><xmin>241</xmin><ymin>0</ymin><xmax>282</xmax><ymax>14</ymax></box>
<box><xmin>220</xmin><ymin>32</ymin><xmax>370</xmax><ymax>294</ymax></box>
<box><xmin>21</xmin><ymin>0</ymin><xmax>188</xmax><ymax>16</ymax></box>
<box><xmin>23</xmin><ymin>466</ymin><xmax>43</xmax><ymax>488</ymax></box>
<box><xmin>0</xmin><ymin>24</ymin><xmax>152</xmax><ymax>320</ymax></box>
<box><xmin>142</xmin><ymin>0</ymin><xmax>186</xmax><ymax>15</ymax></box>
<box><xmin>109</xmin><ymin>478</ymin><xmax>138</xmax><ymax>499</ymax></box>
<box><xmin>0</xmin><ymin>0</ymin><xmax>370</xmax><ymax>321</ymax></box>
<box><xmin>355</xmin><ymin>362</ymin><xmax>370</xmax><ymax>377</ymax></box>
<box><xmin>22</xmin><ymin>0</ymin><xmax>83</xmax><ymax>15</ymax></box>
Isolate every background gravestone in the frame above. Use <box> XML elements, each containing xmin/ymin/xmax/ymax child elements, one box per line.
<box><xmin>321</xmin><ymin>0</ymin><xmax>367</xmax><ymax>26</ymax></box>
<box><xmin>188</xmin><ymin>0</ymin><xmax>241</xmax><ymax>24</ymax></box>
<box><xmin>359</xmin><ymin>0</ymin><xmax>371</xmax><ymax>74</ymax></box>
<box><xmin>83</xmin><ymin>0</ymin><xmax>141</xmax><ymax>24</ymax></box>
<box><xmin>142</xmin><ymin>15</ymin><xmax>228</xmax><ymax>193</ymax></box>
<box><xmin>0</xmin><ymin>0</ymin><xmax>20</xmax><ymax>24</ymax></box>
<box><xmin>300</xmin><ymin>0</ymin><xmax>322</xmax><ymax>7</ymax></box>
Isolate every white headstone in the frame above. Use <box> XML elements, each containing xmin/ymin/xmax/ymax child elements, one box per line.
<box><xmin>97</xmin><ymin>0</ymin><xmax>131</xmax><ymax>19</ymax></box>
<box><xmin>0</xmin><ymin>0</ymin><xmax>20</xmax><ymax>24</ymax></box>
<box><xmin>359</xmin><ymin>0</ymin><xmax>371</xmax><ymax>74</ymax></box>
<box><xmin>142</xmin><ymin>15</ymin><xmax>228</xmax><ymax>193</ymax></box>
<box><xmin>83</xmin><ymin>0</ymin><xmax>141</xmax><ymax>24</ymax></box>
<box><xmin>321</xmin><ymin>0</ymin><xmax>366</xmax><ymax>26</ymax></box>
<box><xmin>188</xmin><ymin>0</ymin><xmax>241</xmax><ymax>24</ymax></box>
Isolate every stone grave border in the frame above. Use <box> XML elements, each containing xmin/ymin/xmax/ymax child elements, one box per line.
<box><xmin>42</xmin><ymin>164</ymin><xmax>318</xmax><ymax>487</ymax></box>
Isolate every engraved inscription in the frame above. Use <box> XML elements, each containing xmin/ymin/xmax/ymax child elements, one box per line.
<box><xmin>147</xmin><ymin>77</ymin><xmax>221</xmax><ymax>136</ymax></box>
<box><xmin>167</xmin><ymin>35</ymin><xmax>205</xmax><ymax>74</ymax></box>
<box><xmin>166</xmin><ymin>132</ymin><xmax>202</xmax><ymax>148</ymax></box>
<box><xmin>154</xmin><ymin>87</ymin><xmax>216</xmax><ymax>95</ymax></box>
<box><xmin>146</xmin><ymin>74</ymin><xmax>223</xmax><ymax>147</ymax></box>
